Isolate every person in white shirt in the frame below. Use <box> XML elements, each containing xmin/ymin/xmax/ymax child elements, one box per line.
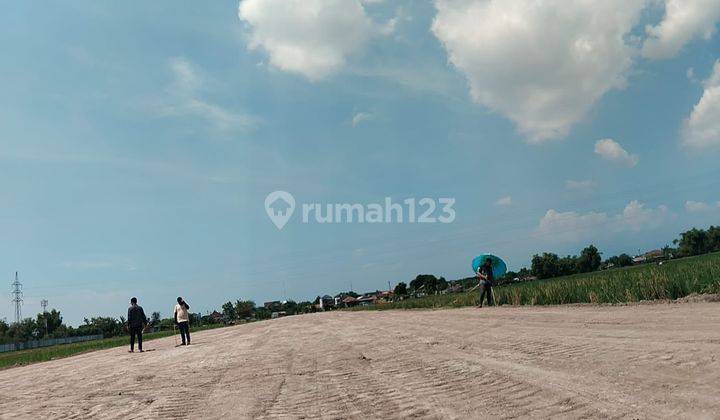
<box><xmin>174</xmin><ymin>296</ymin><xmax>191</xmax><ymax>345</ymax></box>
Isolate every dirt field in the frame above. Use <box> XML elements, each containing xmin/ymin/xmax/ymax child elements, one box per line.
<box><xmin>1</xmin><ymin>302</ymin><xmax>720</xmax><ymax>419</ymax></box>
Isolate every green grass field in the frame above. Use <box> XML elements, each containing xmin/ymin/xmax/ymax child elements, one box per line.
<box><xmin>0</xmin><ymin>324</ymin><xmax>225</xmax><ymax>370</ymax></box>
<box><xmin>357</xmin><ymin>252</ymin><xmax>720</xmax><ymax>311</ymax></box>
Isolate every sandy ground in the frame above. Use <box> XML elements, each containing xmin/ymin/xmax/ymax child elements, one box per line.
<box><xmin>1</xmin><ymin>303</ymin><xmax>720</xmax><ymax>419</ymax></box>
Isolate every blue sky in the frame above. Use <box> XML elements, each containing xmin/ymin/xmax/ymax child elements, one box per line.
<box><xmin>1</xmin><ymin>1</ymin><xmax>719</xmax><ymax>325</ymax></box>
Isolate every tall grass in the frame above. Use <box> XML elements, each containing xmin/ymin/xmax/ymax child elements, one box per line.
<box><xmin>354</xmin><ymin>252</ymin><xmax>720</xmax><ymax>311</ymax></box>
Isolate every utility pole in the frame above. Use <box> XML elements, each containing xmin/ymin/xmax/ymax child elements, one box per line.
<box><xmin>388</xmin><ymin>281</ymin><xmax>391</xmax><ymax>292</ymax></box>
<box><xmin>11</xmin><ymin>272</ymin><xmax>23</xmax><ymax>324</ymax></box>
<box><xmin>41</xmin><ymin>299</ymin><xmax>49</xmax><ymax>336</ymax></box>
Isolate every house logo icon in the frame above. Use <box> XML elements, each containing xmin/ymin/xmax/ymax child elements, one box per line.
<box><xmin>264</xmin><ymin>191</ymin><xmax>295</xmax><ymax>230</ymax></box>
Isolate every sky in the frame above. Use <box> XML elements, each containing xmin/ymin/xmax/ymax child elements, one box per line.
<box><xmin>1</xmin><ymin>0</ymin><xmax>720</xmax><ymax>326</ymax></box>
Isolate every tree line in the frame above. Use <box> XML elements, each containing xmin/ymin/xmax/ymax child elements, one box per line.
<box><xmin>0</xmin><ymin>310</ymin><xmax>136</xmax><ymax>345</ymax></box>
<box><xmin>673</xmin><ymin>226</ymin><xmax>720</xmax><ymax>257</ymax></box>
<box><xmin>3</xmin><ymin>225</ymin><xmax>718</xmax><ymax>344</ymax></box>
<box><xmin>392</xmin><ymin>225</ymin><xmax>720</xmax><ymax>294</ymax></box>
<box><xmin>219</xmin><ymin>299</ymin><xmax>317</xmax><ymax>322</ymax></box>
<box><xmin>0</xmin><ymin>296</ymin><xmax>334</xmax><ymax>344</ymax></box>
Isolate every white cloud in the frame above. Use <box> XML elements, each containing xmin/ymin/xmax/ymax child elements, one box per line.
<box><xmin>685</xmin><ymin>200</ymin><xmax>712</xmax><ymax>212</ymax></box>
<box><xmin>594</xmin><ymin>138</ymin><xmax>639</xmax><ymax>167</ymax></box>
<box><xmin>565</xmin><ymin>179</ymin><xmax>596</xmax><ymax>192</ymax></box>
<box><xmin>238</xmin><ymin>0</ymin><xmax>378</xmax><ymax>81</ymax></box>
<box><xmin>536</xmin><ymin>200</ymin><xmax>668</xmax><ymax>242</ymax></box>
<box><xmin>170</xmin><ymin>58</ymin><xmax>200</xmax><ymax>92</ymax></box>
<box><xmin>494</xmin><ymin>196</ymin><xmax>512</xmax><ymax>207</ymax></box>
<box><xmin>616</xmin><ymin>200</ymin><xmax>668</xmax><ymax>232</ymax></box>
<box><xmin>536</xmin><ymin>209</ymin><xmax>608</xmax><ymax>243</ymax></box>
<box><xmin>163</xmin><ymin>57</ymin><xmax>257</xmax><ymax>132</ymax></box>
<box><xmin>431</xmin><ymin>0</ymin><xmax>646</xmax><ymax>142</ymax></box>
<box><xmin>683</xmin><ymin>60</ymin><xmax>720</xmax><ymax>150</ymax></box>
<box><xmin>642</xmin><ymin>0</ymin><xmax>720</xmax><ymax>59</ymax></box>
<box><xmin>351</xmin><ymin>111</ymin><xmax>374</xmax><ymax>127</ymax></box>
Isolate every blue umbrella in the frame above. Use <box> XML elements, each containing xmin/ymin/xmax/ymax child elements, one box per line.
<box><xmin>472</xmin><ymin>254</ymin><xmax>507</xmax><ymax>278</ymax></box>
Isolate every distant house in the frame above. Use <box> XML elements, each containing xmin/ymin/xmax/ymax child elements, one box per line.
<box><xmin>601</xmin><ymin>262</ymin><xmax>616</xmax><ymax>270</ymax></box>
<box><xmin>318</xmin><ymin>295</ymin><xmax>335</xmax><ymax>310</ymax></box>
<box><xmin>341</xmin><ymin>296</ymin><xmax>358</xmax><ymax>307</ymax></box>
<box><xmin>264</xmin><ymin>301</ymin><xmax>282</xmax><ymax>311</ymax></box>
<box><xmin>209</xmin><ymin>311</ymin><xmax>224</xmax><ymax>323</ymax></box>
<box><xmin>356</xmin><ymin>295</ymin><xmax>377</xmax><ymax>306</ymax></box>
<box><xmin>376</xmin><ymin>291</ymin><xmax>394</xmax><ymax>301</ymax></box>
<box><xmin>270</xmin><ymin>311</ymin><xmax>287</xmax><ymax>319</ymax></box>
<box><xmin>643</xmin><ymin>249</ymin><xmax>665</xmax><ymax>262</ymax></box>
<box><xmin>633</xmin><ymin>249</ymin><xmax>667</xmax><ymax>265</ymax></box>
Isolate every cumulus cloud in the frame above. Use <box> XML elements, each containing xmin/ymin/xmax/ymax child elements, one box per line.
<box><xmin>163</xmin><ymin>57</ymin><xmax>257</xmax><ymax>132</ymax></box>
<box><xmin>351</xmin><ymin>111</ymin><xmax>374</xmax><ymax>127</ymax></box>
<box><xmin>536</xmin><ymin>209</ymin><xmax>609</xmax><ymax>243</ymax></box>
<box><xmin>494</xmin><ymin>196</ymin><xmax>512</xmax><ymax>207</ymax></box>
<box><xmin>685</xmin><ymin>200</ymin><xmax>713</xmax><ymax>212</ymax></box>
<box><xmin>431</xmin><ymin>0</ymin><xmax>646</xmax><ymax>142</ymax></box>
<box><xmin>594</xmin><ymin>138</ymin><xmax>639</xmax><ymax>167</ymax></box>
<box><xmin>617</xmin><ymin>200</ymin><xmax>668</xmax><ymax>232</ymax></box>
<box><xmin>238</xmin><ymin>0</ymin><xmax>378</xmax><ymax>81</ymax></box>
<box><xmin>565</xmin><ymin>179</ymin><xmax>596</xmax><ymax>192</ymax></box>
<box><xmin>536</xmin><ymin>200</ymin><xmax>668</xmax><ymax>242</ymax></box>
<box><xmin>683</xmin><ymin>60</ymin><xmax>720</xmax><ymax>150</ymax></box>
<box><xmin>642</xmin><ymin>0</ymin><xmax>720</xmax><ymax>59</ymax></box>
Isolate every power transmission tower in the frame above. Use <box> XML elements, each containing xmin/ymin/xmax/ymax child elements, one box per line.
<box><xmin>11</xmin><ymin>272</ymin><xmax>23</xmax><ymax>324</ymax></box>
<box><xmin>41</xmin><ymin>299</ymin><xmax>49</xmax><ymax>336</ymax></box>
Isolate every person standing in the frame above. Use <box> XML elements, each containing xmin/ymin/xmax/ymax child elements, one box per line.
<box><xmin>127</xmin><ymin>297</ymin><xmax>148</xmax><ymax>352</ymax></box>
<box><xmin>477</xmin><ymin>258</ymin><xmax>495</xmax><ymax>307</ymax></box>
<box><xmin>174</xmin><ymin>297</ymin><xmax>191</xmax><ymax>346</ymax></box>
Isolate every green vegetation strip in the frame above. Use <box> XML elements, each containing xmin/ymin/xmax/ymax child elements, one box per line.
<box><xmin>0</xmin><ymin>324</ymin><xmax>225</xmax><ymax>370</ymax></box>
<box><xmin>354</xmin><ymin>252</ymin><xmax>720</xmax><ymax>310</ymax></box>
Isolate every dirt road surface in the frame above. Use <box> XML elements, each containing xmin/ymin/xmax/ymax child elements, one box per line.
<box><xmin>2</xmin><ymin>302</ymin><xmax>720</xmax><ymax>419</ymax></box>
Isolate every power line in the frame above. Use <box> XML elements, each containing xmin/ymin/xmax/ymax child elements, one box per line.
<box><xmin>11</xmin><ymin>271</ymin><xmax>22</xmax><ymax>324</ymax></box>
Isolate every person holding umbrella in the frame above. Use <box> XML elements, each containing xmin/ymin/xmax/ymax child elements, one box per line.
<box><xmin>472</xmin><ymin>254</ymin><xmax>506</xmax><ymax>308</ymax></box>
<box><xmin>476</xmin><ymin>258</ymin><xmax>495</xmax><ymax>307</ymax></box>
<box><xmin>174</xmin><ymin>296</ymin><xmax>191</xmax><ymax>346</ymax></box>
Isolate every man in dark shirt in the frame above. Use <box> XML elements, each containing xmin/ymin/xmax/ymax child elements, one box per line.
<box><xmin>127</xmin><ymin>297</ymin><xmax>148</xmax><ymax>352</ymax></box>
<box><xmin>477</xmin><ymin>258</ymin><xmax>495</xmax><ymax>307</ymax></box>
